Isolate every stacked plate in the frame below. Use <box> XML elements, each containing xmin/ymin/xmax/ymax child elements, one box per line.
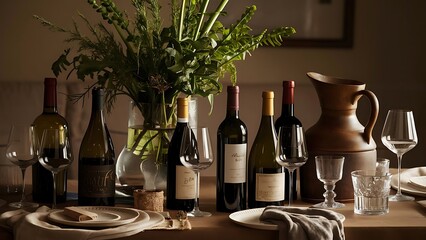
<box><xmin>48</xmin><ymin>206</ymin><xmax>150</xmax><ymax>228</ymax></box>
<box><xmin>391</xmin><ymin>167</ymin><xmax>426</xmax><ymax>197</ymax></box>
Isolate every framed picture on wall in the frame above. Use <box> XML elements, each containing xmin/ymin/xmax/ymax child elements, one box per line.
<box><xmin>216</xmin><ymin>0</ymin><xmax>354</xmax><ymax>48</ymax></box>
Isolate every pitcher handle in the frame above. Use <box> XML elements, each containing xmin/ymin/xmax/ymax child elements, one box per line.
<box><xmin>353</xmin><ymin>90</ymin><xmax>379</xmax><ymax>144</ymax></box>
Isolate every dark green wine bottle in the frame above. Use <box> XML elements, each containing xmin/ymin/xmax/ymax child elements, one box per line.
<box><xmin>78</xmin><ymin>87</ymin><xmax>115</xmax><ymax>206</ymax></box>
<box><xmin>248</xmin><ymin>91</ymin><xmax>284</xmax><ymax>208</ymax></box>
<box><xmin>275</xmin><ymin>81</ymin><xmax>302</xmax><ymax>201</ymax></box>
<box><xmin>217</xmin><ymin>86</ymin><xmax>248</xmax><ymax>212</ymax></box>
<box><xmin>166</xmin><ymin>97</ymin><xmax>196</xmax><ymax>211</ymax></box>
<box><xmin>32</xmin><ymin>78</ymin><xmax>69</xmax><ymax>203</ymax></box>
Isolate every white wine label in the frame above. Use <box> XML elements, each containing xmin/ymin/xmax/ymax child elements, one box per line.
<box><xmin>255</xmin><ymin>172</ymin><xmax>285</xmax><ymax>202</ymax></box>
<box><xmin>175</xmin><ymin>165</ymin><xmax>196</xmax><ymax>199</ymax></box>
<box><xmin>224</xmin><ymin>144</ymin><xmax>247</xmax><ymax>183</ymax></box>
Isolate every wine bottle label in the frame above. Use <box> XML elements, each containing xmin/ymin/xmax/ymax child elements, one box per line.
<box><xmin>79</xmin><ymin>165</ymin><xmax>115</xmax><ymax>197</ymax></box>
<box><xmin>224</xmin><ymin>144</ymin><xmax>247</xmax><ymax>183</ymax></box>
<box><xmin>175</xmin><ymin>165</ymin><xmax>196</xmax><ymax>199</ymax></box>
<box><xmin>255</xmin><ymin>172</ymin><xmax>285</xmax><ymax>201</ymax></box>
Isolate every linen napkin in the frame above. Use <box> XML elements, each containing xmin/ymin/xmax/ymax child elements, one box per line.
<box><xmin>0</xmin><ymin>206</ymin><xmax>164</xmax><ymax>240</ymax></box>
<box><xmin>259</xmin><ymin>206</ymin><xmax>345</xmax><ymax>240</ymax></box>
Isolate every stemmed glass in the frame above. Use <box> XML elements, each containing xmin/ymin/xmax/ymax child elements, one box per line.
<box><xmin>381</xmin><ymin>109</ymin><xmax>418</xmax><ymax>201</ymax></box>
<box><xmin>313</xmin><ymin>155</ymin><xmax>345</xmax><ymax>209</ymax></box>
<box><xmin>179</xmin><ymin>127</ymin><xmax>214</xmax><ymax>217</ymax></box>
<box><xmin>38</xmin><ymin>128</ymin><xmax>73</xmax><ymax>209</ymax></box>
<box><xmin>275</xmin><ymin>125</ymin><xmax>308</xmax><ymax>206</ymax></box>
<box><xmin>5</xmin><ymin>124</ymin><xmax>39</xmax><ymax>208</ymax></box>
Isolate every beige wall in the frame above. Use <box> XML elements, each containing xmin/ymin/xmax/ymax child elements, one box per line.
<box><xmin>1</xmin><ymin>1</ymin><xmax>425</xmax><ymax>177</ymax></box>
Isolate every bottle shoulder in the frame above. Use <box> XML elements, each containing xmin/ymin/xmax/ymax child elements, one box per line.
<box><xmin>275</xmin><ymin>115</ymin><xmax>302</xmax><ymax>127</ymax></box>
<box><xmin>218</xmin><ymin>117</ymin><xmax>247</xmax><ymax>132</ymax></box>
<box><xmin>33</xmin><ymin>112</ymin><xmax>69</xmax><ymax>126</ymax></box>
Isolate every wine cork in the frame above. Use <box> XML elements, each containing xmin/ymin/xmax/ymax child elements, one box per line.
<box><xmin>134</xmin><ymin>189</ymin><xmax>164</xmax><ymax>212</ymax></box>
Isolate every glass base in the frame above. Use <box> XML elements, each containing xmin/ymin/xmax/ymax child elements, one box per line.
<box><xmin>312</xmin><ymin>201</ymin><xmax>345</xmax><ymax>209</ymax></box>
<box><xmin>187</xmin><ymin>209</ymin><xmax>212</xmax><ymax>217</ymax></box>
<box><xmin>389</xmin><ymin>193</ymin><xmax>414</xmax><ymax>202</ymax></box>
<box><xmin>9</xmin><ymin>201</ymin><xmax>39</xmax><ymax>209</ymax></box>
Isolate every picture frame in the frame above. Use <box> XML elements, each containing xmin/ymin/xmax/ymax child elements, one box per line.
<box><xmin>218</xmin><ymin>0</ymin><xmax>355</xmax><ymax>48</ymax></box>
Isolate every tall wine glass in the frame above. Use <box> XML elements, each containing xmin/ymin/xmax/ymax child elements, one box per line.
<box><xmin>180</xmin><ymin>127</ymin><xmax>214</xmax><ymax>217</ymax></box>
<box><xmin>5</xmin><ymin>124</ymin><xmax>39</xmax><ymax>208</ymax></box>
<box><xmin>38</xmin><ymin>128</ymin><xmax>73</xmax><ymax>208</ymax></box>
<box><xmin>381</xmin><ymin>109</ymin><xmax>418</xmax><ymax>201</ymax></box>
<box><xmin>275</xmin><ymin>125</ymin><xmax>308</xmax><ymax>206</ymax></box>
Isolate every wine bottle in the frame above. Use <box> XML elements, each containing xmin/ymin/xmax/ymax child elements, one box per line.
<box><xmin>275</xmin><ymin>80</ymin><xmax>302</xmax><ymax>201</ymax></box>
<box><xmin>32</xmin><ymin>78</ymin><xmax>69</xmax><ymax>203</ymax></box>
<box><xmin>166</xmin><ymin>97</ymin><xmax>196</xmax><ymax>211</ymax></box>
<box><xmin>217</xmin><ymin>86</ymin><xmax>248</xmax><ymax>212</ymax></box>
<box><xmin>78</xmin><ymin>87</ymin><xmax>116</xmax><ymax>206</ymax></box>
<box><xmin>248</xmin><ymin>91</ymin><xmax>284</xmax><ymax>208</ymax></box>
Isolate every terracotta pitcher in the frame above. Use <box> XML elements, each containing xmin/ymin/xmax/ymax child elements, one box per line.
<box><xmin>300</xmin><ymin>72</ymin><xmax>379</xmax><ymax>202</ymax></box>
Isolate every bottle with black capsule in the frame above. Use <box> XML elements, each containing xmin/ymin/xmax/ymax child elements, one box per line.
<box><xmin>217</xmin><ymin>85</ymin><xmax>248</xmax><ymax>212</ymax></box>
<box><xmin>32</xmin><ymin>78</ymin><xmax>69</xmax><ymax>203</ymax></box>
<box><xmin>248</xmin><ymin>91</ymin><xmax>284</xmax><ymax>208</ymax></box>
<box><xmin>275</xmin><ymin>80</ymin><xmax>302</xmax><ymax>201</ymax></box>
<box><xmin>78</xmin><ymin>87</ymin><xmax>116</xmax><ymax>206</ymax></box>
<box><xmin>166</xmin><ymin>97</ymin><xmax>196</xmax><ymax>211</ymax></box>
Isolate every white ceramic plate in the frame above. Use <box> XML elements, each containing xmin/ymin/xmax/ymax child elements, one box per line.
<box><xmin>229</xmin><ymin>207</ymin><xmax>346</xmax><ymax>231</ymax></box>
<box><xmin>391</xmin><ymin>167</ymin><xmax>426</xmax><ymax>197</ymax></box>
<box><xmin>48</xmin><ymin>206</ymin><xmax>143</xmax><ymax>227</ymax></box>
<box><xmin>229</xmin><ymin>208</ymin><xmax>278</xmax><ymax>230</ymax></box>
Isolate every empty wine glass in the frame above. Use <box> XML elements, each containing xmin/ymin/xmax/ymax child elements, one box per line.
<box><xmin>180</xmin><ymin>127</ymin><xmax>214</xmax><ymax>217</ymax></box>
<box><xmin>5</xmin><ymin>124</ymin><xmax>39</xmax><ymax>208</ymax></box>
<box><xmin>381</xmin><ymin>109</ymin><xmax>418</xmax><ymax>201</ymax></box>
<box><xmin>275</xmin><ymin>125</ymin><xmax>308</xmax><ymax>206</ymax></box>
<box><xmin>38</xmin><ymin>128</ymin><xmax>73</xmax><ymax>209</ymax></box>
<box><xmin>313</xmin><ymin>155</ymin><xmax>345</xmax><ymax>209</ymax></box>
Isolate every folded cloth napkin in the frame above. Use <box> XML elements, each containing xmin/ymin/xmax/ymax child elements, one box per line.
<box><xmin>0</xmin><ymin>206</ymin><xmax>165</xmax><ymax>240</ymax></box>
<box><xmin>259</xmin><ymin>206</ymin><xmax>345</xmax><ymax>240</ymax></box>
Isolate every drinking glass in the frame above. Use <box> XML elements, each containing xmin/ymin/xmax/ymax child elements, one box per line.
<box><xmin>5</xmin><ymin>125</ymin><xmax>39</xmax><ymax>208</ymax></box>
<box><xmin>38</xmin><ymin>128</ymin><xmax>73</xmax><ymax>208</ymax></box>
<box><xmin>381</xmin><ymin>109</ymin><xmax>418</xmax><ymax>201</ymax></box>
<box><xmin>179</xmin><ymin>127</ymin><xmax>214</xmax><ymax>217</ymax></box>
<box><xmin>313</xmin><ymin>155</ymin><xmax>345</xmax><ymax>209</ymax></box>
<box><xmin>275</xmin><ymin>125</ymin><xmax>308</xmax><ymax>206</ymax></box>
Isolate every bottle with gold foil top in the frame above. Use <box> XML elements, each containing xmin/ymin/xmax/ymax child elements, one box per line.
<box><xmin>167</xmin><ymin>97</ymin><xmax>196</xmax><ymax>211</ymax></box>
<box><xmin>248</xmin><ymin>91</ymin><xmax>284</xmax><ymax>208</ymax></box>
<box><xmin>78</xmin><ymin>87</ymin><xmax>115</xmax><ymax>206</ymax></box>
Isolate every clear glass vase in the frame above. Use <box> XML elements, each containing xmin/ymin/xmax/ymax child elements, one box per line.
<box><xmin>116</xmin><ymin>101</ymin><xmax>176</xmax><ymax>196</ymax></box>
<box><xmin>116</xmin><ymin>98</ymin><xmax>198</xmax><ymax>196</ymax></box>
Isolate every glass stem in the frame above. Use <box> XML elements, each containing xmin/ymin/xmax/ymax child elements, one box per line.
<box><xmin>52</xmin><ymin>172</ymin><xmax>57</xmax><ymax>209</ymax></box>
<box><xmin>194</xmin><ymin>170</ymin><xmax>200</xmax><ymax>211</ymax></box>
<box><xmin>396</xmin><ymin>154</ymin><xmax>403</xmax><ymax>196</ymax></box>
<box><xmin>288</xmin><ymin>169</ymin><xmax>294</xmax><ymax>206</ymax></box>
<box><xmin>19</xmin><ymin>167</ymin><xmax>27</xmax><ymax>205</ymax></box>
<box><xmin>324</xmin><ymin>183</ymin><xmax>336</xmax><ymax>207</ymax></box>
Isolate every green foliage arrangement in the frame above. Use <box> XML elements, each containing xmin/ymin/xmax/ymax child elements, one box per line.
<box><xmin>35</xmin><ymin>0</ymin><xmax>295</xmax><ymax>113</ymax></box>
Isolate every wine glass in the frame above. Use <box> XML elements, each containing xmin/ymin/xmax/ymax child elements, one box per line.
<box><xmin>381</xmin><ymin>109</ymin><xmax>418</xmax><ymax>201</ymax></box>
<box><xmin>5</xmin><ymin>124</ymin><xmax>39</xmax><ymax>208</ymax></box>
<box><xmin>38</xmin><ymin>128</ymin><xmax>73</xmax><ymax>208</ymax></box>
<box><xmin>275</xmin><ymin>125</ymin><xmax>308</xmax><ymax>206</ymax></box>
<box><xmin>179</xmin><ymin>127</ymin><xmax>214</xmax><ymax>217</ymax></box>
<box><xmin>313</xmin><ymin>155</ymin><xmax>345</xmax><ymax>209</ymax></box>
